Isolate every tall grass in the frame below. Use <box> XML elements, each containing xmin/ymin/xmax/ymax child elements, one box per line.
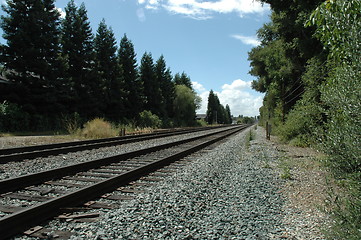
<box><xmin>80</xmin><ymin>118</ymin><xmax>118</xmax><ymax>139</ymax></box>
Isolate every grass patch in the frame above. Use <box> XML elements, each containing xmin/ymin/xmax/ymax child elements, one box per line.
<box><xmin>245</xmin><ymin>129</ymin><xmax>255</xmax><ymax>148</ymax></box>
<box><xmin>278</xmin><ymin>156</ymin><xmax>293</xmax><ymax>180</ymax></box>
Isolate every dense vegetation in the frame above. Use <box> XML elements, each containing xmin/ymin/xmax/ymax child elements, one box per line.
<box><xmin>0</xmin><ymin>0</ymin><xmax>204</xmax><ymax>132</ymax></box>
<box><xmin>250</xmin><ymin>0</ymin><xmax>360</xmax><ymax>238</ymax></box>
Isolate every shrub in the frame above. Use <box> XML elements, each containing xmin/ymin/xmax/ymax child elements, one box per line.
<box><xmin>138</xmin><ymin>110</ymin><xmax>162</xmax><ymax>129</ymax></box>
<box><xmin>0</xmin><ymin>101</ymin><xmax>30</xmax><ymax>132</ymax></box>
<box><xmin>62</xmin><ymin>112</ymin><xmax>82</xmax><ymax>135</ymax></box>
<box><xmin>80</xmin><ymin>118</ymin><xmax>118</xmax><ymax>139</ymax></box>
<box><xmin>320</xmin><ymin>64</ymin><xmax>361</xmax><ymax>239</ymax></box>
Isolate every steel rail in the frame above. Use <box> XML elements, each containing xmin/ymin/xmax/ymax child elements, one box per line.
<box><xmin>0</xmin><ymin>126</ymin><xmax>243</xmax><ymax>194</ymax></box>
<box><xmin>0</xmin><ymin>125</ymin><xmax>246</xmax><ymax>240</ymax></box>
<box><xmin>0</xmin><ymin>126</ymin><xmax>227</xmax><ymax>163</ymax></box>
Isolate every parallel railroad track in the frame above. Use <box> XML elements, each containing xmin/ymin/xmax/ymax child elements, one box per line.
<box><xmin>0</xmin><ymin>126</ymin><xmax>226</xmax><ymax>163</ymax></box>
<box><xmin>0</xmin><ymin>125</ymin><xmax>248</xmax><ymax>239</ymax></box>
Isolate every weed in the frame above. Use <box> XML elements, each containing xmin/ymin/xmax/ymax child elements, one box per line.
<box><xmin>80</xmin><ymin>118</ymin><xmax>118</xmax><ymax>139</ymax></box>
<box><xmin>278</xmin><ymin>156</ymin><xmax>293</xmax><ymax>180</ymax></box>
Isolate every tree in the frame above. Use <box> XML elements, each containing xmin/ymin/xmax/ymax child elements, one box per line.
<box><xmin>61</xmin><ymin>1</ymin><xmax>98</xmax><ymax>117</ymax></box>
<box><xmin>308</xmin><ymin>2</ymin><xmax>361</xmax><ymax>237</ymax></box>
<box><xmin>173</xmin><ymin>85</ymin><xmax>199</xmax><ymax>127</ymax></box>
<box><xmin>225</xmin><ymin>104</ymin><xmax>232</xmax><ymax>124</ymax></box>
<box><xmin>205</xmin><ymin>90</ymin><xmax>217</xmax><ymax>124</ymax></box>
<box><xmin>249</xmin><ymin>0</ymin><xmax>324</xmax><ymax>127</ymax></box>
<box><xmin>174</xmin><ymin>72</ymin><xmax>193</xmax><ymax>90</ymax></box>
<box><xmin>94</xmin><ymin>19</ymin><xmax>124</xmax><ymax>121</ymax></box>
<box><xmin>139</xmin><ymin>52</ymin><xmax>163</xmax><ymax>117</ymax></box>
<box><xmin>118</xmin><ymin>34</ymin><xmax>143</xmax><ymax>119</ymax></box>
<box><xmin>155</xmin><ymin>55</ymin><xmax>174</xmax><ymax>120</ymax></box>
<box><xmin>0</xmin><ymin>0</ymin><xmax>62</xmax><ymax>117</ymax></box>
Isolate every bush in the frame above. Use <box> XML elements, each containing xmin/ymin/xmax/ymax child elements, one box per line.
<box><xmin>278</xmin><ymin>100</ymin><xmax>323</xmax><ymax>146</ymax></box>
<box><xmin>321</xmin><ymin>64</ymin><xmax>361</xmax><ymax>239</ymax></box>
<box><xmin>62</xmin><ymin>112</ymin><xmax>82</xmax><ymax>135</ymax></box>
<box><xmin>80</xmin><ymin>118</ymin><xmax>118</xmax><ymax>139</ymax></box>
<box><xmin>138</xmin><ymin>110</ymin><xmax>162</xmax><ymax>129</ymax></box>
<box><xmin>0</xmin><ymin>101</ymin><xmax>30</xmax><ymax>132</ymax></box>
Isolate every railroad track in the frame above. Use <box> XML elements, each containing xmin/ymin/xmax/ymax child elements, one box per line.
<box><xmin>0</xmin><ymin>125</ymin><xmax>248</xmax><ymax>239</ymax></box>
<box><xmin>0</xmin><ymin>126</ymin><xmax>226</xmax><ymax>163</ymax></box>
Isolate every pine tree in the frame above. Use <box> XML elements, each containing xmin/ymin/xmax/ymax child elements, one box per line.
<box><xmin>174</xmin><ymin>72</ymin><xmax>193</xmax><ymax>90</ymax></box>
<box><xmin>118</xmin><ymin>34</ymin><xmax>143</xmax><ymax>118</ymax></box>
<box><xmin>94</xmin><ymin>19</ymin><xmax>124</xmax><ymax>121</ymax></box>
<box><xmin>140</xmin><ymin>52</ymin><xmax>163</xmax><ymax>117</ymax></box>
<box><xmin>156</xmin><ymin>55</ymin><xmax>174</xmax><ymax>120</ymax></box>
<box><xmin>61</xmin><ymin>1</ymin><xmax>97</xmax><ymax>117</ymax></box>
<box><xmin>225</xmin><ymin>104</ymin><xmax>232</xmax><ymax>124</ymax></box>
<box><xmin>205</xmin><ymin>90</ymin><xmax>217</xmax><ymax>124</ymax></box>
<box><xmin>0</xmin><ymin>0</ymin><xmax>62</xmax><ymax>116</ymax></box>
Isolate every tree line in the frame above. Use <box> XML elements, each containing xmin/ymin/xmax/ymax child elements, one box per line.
<box><xmin>0</xmin><ymin>0</ymin><xmax>201</xmax><ymax>131</ymax></box>
<box><xmin>205</xmin><ymin>90</ymin><xmax>232</xmax><ymax>125</ymax></box>
<box><xmin>249</xmin><ymin>0</ymin><xmax>360</xmax><ymax>238</ymax></box>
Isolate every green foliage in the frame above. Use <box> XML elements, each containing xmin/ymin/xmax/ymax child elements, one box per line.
<box><xmin>138</xmin><ymin>110</ymin><xmax>162</xmax><ymax>129</ymax></box>
<box><xmin>140</xmin><ymin>52</ymin><xmax>164</xmax><ymax>117</ymax></box>
<box><xmin>307</xmin><ymin>0</ymin><xmax>361</xmax><ymax>64</ymax></box>
<box><xmin>173</xmin><ymin>85</ymin><xmax>199</xmax><ymax>127</ymax></box>
<box><xmin>174</xmin><ymin>72</ymin><xmax>193</xmax><ymax>90</ymax></box>
<box><xmin>278</xmin><ymin>57</ymin><xmax>326</xmax><ymax>146</ymax></box>
<box><xmin>0</xmin><ymin>101</ymin><xmax>29</xmax><ymax>132</ymax></box>
<box><xmin>205</xmin><ymin>90</ymin><xmax>232</xmax><ymax>124</ymax></box>
<box><xmin>321</xmin><ymin>65</ymin><xmax>360</xmax><ymax>178</ymax></box>
<box><xmin>156</xmin><ymin>55</ymin><xmax>175</xmax><ymax>120</ymax></box>
<box><xmin>237</xmin><ymin>116</ymin><xmax>256</xmax><ymax>125</ymax></box>
<box><xmin>308</xmin><ymin>1</ymin><xmax>361</xmax><ymax>238</ymax></box>
<box><xmin>94</xmin><ymin>19</ymin><xmax>125</xmax><ymax>121</ymax></box>
<box><xmin>196</xmin><ymin>119</ymin><xmax>207</xmax><ymax>127</ymax></box>
<box><xmin>0</xmin><ymin>0</ymin><xmax>234</xmax><ymax>132</ymax></box>
<box><xmin>118</xmin><ymin>34</ymin><xmax>143</xmax><ymax>118</ymax></box>
<box><xmin>80</xmin><ymin>118</ymin><xmax>118</xmax><ymax>139</ymax></box>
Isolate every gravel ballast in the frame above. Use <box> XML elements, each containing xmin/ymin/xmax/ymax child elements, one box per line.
<box><xmin>44</xmin><ymin>127</ymin><xmax>294</xmax><ymax>239</ymax></box>
<box><xmin>0</xmin><ymin>128</ymin><xmax>229</xmax><ymax>180</ymax></box>
<box><xmin>11</xmin><ymin>126</ymin><xmax>330</xmax><ymax>239</ymax></box>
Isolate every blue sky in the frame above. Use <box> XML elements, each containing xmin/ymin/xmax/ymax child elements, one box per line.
<box><xmin>0</xmin><ymin>0</ymin><xmax>270</xmax><ymax>117</ymax></box>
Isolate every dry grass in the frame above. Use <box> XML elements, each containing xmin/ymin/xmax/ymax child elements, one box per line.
<box><xmin>80</xmin><ymin>118</ymin><xmax>118</xmax><ymax>139</ymax></box>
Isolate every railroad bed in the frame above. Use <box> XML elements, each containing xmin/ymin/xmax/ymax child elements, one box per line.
<box><xmin>0</xmin><ymin>125</ymin><xmax>247</xmax><ymax>239</ymax></box>
<box><xmin>0</xmin><ymin>126</ymin><xmax>225</xmax><ymax>163</ymax></box>
<box><xmin>0</xmin><ymin>126</ymin><xmax>235</xmax><ymax>180</ymax></box>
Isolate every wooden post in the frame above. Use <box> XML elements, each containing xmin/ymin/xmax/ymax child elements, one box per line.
<box><xmin>266</xmin><ymin>122</ymin><xmax>271</xmax><ymax>140</ymax></box>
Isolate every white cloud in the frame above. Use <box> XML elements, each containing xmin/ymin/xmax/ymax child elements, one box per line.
<box><xmin>138</xmin><ymin>0</ymin><xmax>269</xmax><ymax>19</ymax></box>
<box><xmin>231</xmin><ymin>34</ymin><xmax>260</xmax><ymax>46</ymax></box>
<box><xmin>136</xmin><ymin>8</ymin><xmax>146</xmax><ymax>22</ymax></box>
<box><xmin>192</xmin><ymin>81</ymin><xmax>206</xmax><ymax>92</ymax></box>
<box><xmin>57</xmin><ymin>7</ymin><xmax>66</xmax><ymax>19</ymax></box>
<box><xmin>193</xmin><ymin>79</ymin><xmax>263</xmax><ymax>117</ymax></box>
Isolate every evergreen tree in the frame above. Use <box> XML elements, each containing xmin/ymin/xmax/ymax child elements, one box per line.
<box><xmin>94</xmin><ymin>19</ymin><xmax>124</xmax><ymax>121</ymax></box>
<box><xmin>118</xmin><ymin>34</ymin><xmax>143</xmax><ymax>118</ymax></box>
<box><xmin>140</xmin><ymin>52</ymin><xmax>162</xmax><ymax>116</ymax></box>
<box><xmin>0</xmin><ymin>0</ymin><xmax>62</xmax><ymax>116</ymax></box>
<box><xmin>61</xmin><ymin>1</ymin><xmax>98</xmax><ymax>117</ymax></box>
<box><xmin>156</xmin><ymin>55</ymin><xmax>174</xmax><ymax>120</ymax></box>
<box><xmin>205</xmin><ymin>90</ymin><xmax>217</xmax><ymax>124</ymax></box>
<box><xmin>225</xmin><ymin>104</ymin><xmax>232</xmax><ymax>124</ymax></box>
<box><xmin>174</xmin><ymin>72</ymin><xmax>193</xmax><ymax>90</ymax></box>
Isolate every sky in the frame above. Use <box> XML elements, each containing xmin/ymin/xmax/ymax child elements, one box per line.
<box><xmin>0</xmin><ymin>0</ymin><xmax>271</xmax><ymax>117</ymax></box>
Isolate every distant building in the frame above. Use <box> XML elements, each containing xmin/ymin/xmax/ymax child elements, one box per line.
<box><xmin>196</xmin><ymin>114</ymin><xmax>206</xmax><ymax>121</ymax></box>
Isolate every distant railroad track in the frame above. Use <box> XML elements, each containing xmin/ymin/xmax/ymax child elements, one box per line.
<box><xmin>0</xmin><ymin>126</ymin><xmax>226</xmax><ymax>163</ymax></box>
<box><xmin>0</xmin><ymin>125</ymin><xmax>248</xmax><ymax>239</ymax></box>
